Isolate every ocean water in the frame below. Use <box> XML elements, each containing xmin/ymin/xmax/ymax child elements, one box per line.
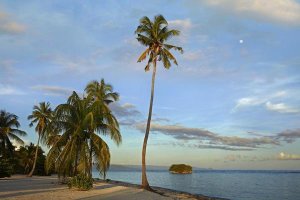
<box><xmin>92</xmin><ymin>168</ymin><xmax>300</xmax><ymax>200</ymax></box>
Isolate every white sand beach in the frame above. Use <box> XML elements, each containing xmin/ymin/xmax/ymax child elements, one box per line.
<box><xmin>0</xmin><ymin>175</ymin><xmax>212</xmax><ymax>200</ymax></box>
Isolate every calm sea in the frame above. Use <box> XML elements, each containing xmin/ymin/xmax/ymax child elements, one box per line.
<box><xmin>92</xmin><ymin>168</ymin><xmax>300</xmax><ymax>200</ymax></box>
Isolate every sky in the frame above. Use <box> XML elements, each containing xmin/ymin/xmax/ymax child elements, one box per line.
<box><xmin>0</xmin><ymin>0</ymin><xmax>300</xmax><ymax>170</ymax></box>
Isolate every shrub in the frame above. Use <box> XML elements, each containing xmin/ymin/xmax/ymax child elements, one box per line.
<box><xmin>0</xmin><ymin>159</ymin><xmax>13</xmax><ymax>178</ymax></box>
<box><xmin>68</xmin><ymin>173</ymin><xmax>93</xmax><ymax>190</ymax></box>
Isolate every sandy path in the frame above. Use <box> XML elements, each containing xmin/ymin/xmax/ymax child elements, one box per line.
<box><xmin>0</xmin><ymin>175</ymin><xmax>172</xmax><ymax>200</ymax></box>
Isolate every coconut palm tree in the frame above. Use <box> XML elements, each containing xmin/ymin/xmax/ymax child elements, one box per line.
<box><xmin>85</xmin><ymin>79</ymin><xmax>120</xmax><ymax>178</ymax></box>
<box><xmin>46</xmin><ymin>90</ymin><xmax>121</xmax><ymax>179</ymax></box>
<box><xmin>27</xmin><ymin>102</ymin><xmax>52</xmax><ymax>177</ymax></box>
<box><xmin>135</xmin><ymin>15</ymin><xmax>183</xmax><ymax>190</ymax></box>
<box><xmin>85</xmin><ymin>78</ymin><xmax>119</xmax><ymax>104</ymax></box>
<box><xmin>17</xmin><ymin>143</ymin><xmax>36</xmax><ymax>174</ymax></box>
<box><xmin>0</xmin><ymin>110</ymin><xmax>27</xmax><ymax>158</ymax></box>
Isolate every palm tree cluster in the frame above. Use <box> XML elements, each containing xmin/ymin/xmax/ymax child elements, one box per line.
<box><xmin>43</xmin><ymin>79</ymin><xmax>121</xmax><ymax>179</ymax></box>
<box><xmin>1</xmin><ymin>79</ymin><xmax>121</xmax><ymax>180</ymax></box>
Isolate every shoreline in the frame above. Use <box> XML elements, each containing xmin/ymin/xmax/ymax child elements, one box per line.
<box><xmin>0</xmin><ymin>175</ymin><xmax>225</xmax><ymax>200</ymax></box>
<box><xmin>96</xmin><ymin>178</ymin><xmax>226</xmax><ymax>200</ymax></box>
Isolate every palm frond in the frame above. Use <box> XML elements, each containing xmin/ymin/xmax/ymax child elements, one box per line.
<box><xmin>163</xmin><ymin>48</ymin><xmax>178</xmax><ymax>65</ymax></box>
<box><xmin>136</xmin><ymin>34</ymin><xmax>153</xmax><ymax>46</ymax></box>
<box><xmin>164</xmin><ymin>43</ymin><xmax>183</xmax><ymax>53</ymax></box>
<box><xmin>137</xmin><ymin>48</ymin><xmax>150</xmax><ymax>62</ymax></box>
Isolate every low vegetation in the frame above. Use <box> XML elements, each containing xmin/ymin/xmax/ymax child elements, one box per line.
<box><xmin>0</xmin><ymin>158</ymin><xmax>13</xmax><ymax>178</ymax></box>
<box><xmin>68</xmin><ymin>173</ymin><xmax>94</xmax><ymax>190</ymax></box>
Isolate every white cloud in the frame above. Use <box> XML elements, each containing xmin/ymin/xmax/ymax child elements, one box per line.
<box><xmin>168</xmin><ymin>18</ymin><xmax>193</xmax><ymax>43</ymax></box>
<box><xmin>0</xmin><ymin>84</ymin><xmax>25</xmax><ymax>95</ymax></box>
<box><xmin>266</xmin><ymin>101</ymin><xmax>300</xmax><ymax>114</ymax></box>
<box><xmin>203</xmin><ymin>0</ymin><xmax>300</xmax><ymax>25</ymax></box>
<box><xmin>0</xmin><ymin>11</ymin><xmax>26</xmax><ymax>34</ymax></box>
<box><xmin>224</xmin><ymin>152</ymin><xmax>300</xmax><ymax>162</ymax></box>
<box><xmin>235</xmin><ymin>97</ymin><xmax>264</xmax><ymax>108</ymax></box>
<box><xmin>183</xmin><ymin>51</ymin><xmax>202</xmax><ymax>61</ymax></box>
<box><xmin>169</xmin><ymin>18</ymin><xmax>192</xmax><ymax>30</ymax></box>
<box><xmin>41</xmin><ymin>49</ymin><xmax>106</xmax><ymax>73</ymax></box>
<box><xmin>12</xmin><ymin>139</ymin><xmax>30</xmax><ymax>150</ymax></box>
<box><xmin>31</xmin><ymin>85</ymin><xmax>74</xmax><ymax>96</ymax></box>
<box><xmin>277</xmin><ymin>152</ymin><xmax>300</xmax><ymax>160</ymax></box>
<box><xmin>233</xmin><ymin>91</ymin><xmax>289</xmax><ymax>112</ymax></box>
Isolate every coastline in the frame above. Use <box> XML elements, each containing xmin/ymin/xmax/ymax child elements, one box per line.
<box><xmin>97</xmin><ymin>179</ymin><xmax>226</xmax><ymax>200</ymax></box>
<box><xmin>0</xmin><ymin>175</ymin><xmax>224</xmax><ymax>200</ymax></box>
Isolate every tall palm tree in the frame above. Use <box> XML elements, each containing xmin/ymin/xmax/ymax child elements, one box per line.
<box><xmin>135</xmin><ymin>15</ymin><xmax>183</xmax><ymax>190</ymax></box>
<box><xmin>0</xmin><ymin>110</ymin><xmax>27</xmax><ymax>158</ymax></box>
<box><xmin>85</xmin><ymin>79</ymin><xmax>120</xmax><ymax>178</ymax></box>
<box><xmin>46</xmin><ymin>90</ymin><xmax>121</xmax><ymax>179</ymax></box>
<box><xmin>27</xmin><ymin>102</ymin><xmax>52</xmax><ymax>177</ymax></box>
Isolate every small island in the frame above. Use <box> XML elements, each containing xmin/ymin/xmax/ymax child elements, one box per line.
<box><xmin>169</xmin><ymin>164</ymin><xmax>192</xmax><ymax>174</ymax></box>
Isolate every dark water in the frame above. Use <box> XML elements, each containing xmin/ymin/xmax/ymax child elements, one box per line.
<box><xmin>93</xmin><ymin>169</ymin><xmax>300</xmax><ymax>200</ymax></box>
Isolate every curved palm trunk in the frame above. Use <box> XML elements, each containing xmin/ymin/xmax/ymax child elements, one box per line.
<box><xmin>89</xmin><ymin>138</ymin><xmax>93</xmax><ymax>178</ymax></box>
<box><xmin>28</xmin><ymin>134</ymin><xmax>40</xmax><ymax>177</ymax></box>
<box><xmin>142</xmin><ymin>61</ymin><xmax>157</xmax><ymax>190</ymax></box>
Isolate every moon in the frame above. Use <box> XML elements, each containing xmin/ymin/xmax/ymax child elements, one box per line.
<box><xmin>239</xmin><ymin>39</ymin><xmax>244</xmax><ymax>44</ymax></box>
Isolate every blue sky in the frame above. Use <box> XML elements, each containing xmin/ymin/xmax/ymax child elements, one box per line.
<box><xmin>1</xmin><ymin>0</ymin><xmax>300</xmax><ymax>169</ymax></box>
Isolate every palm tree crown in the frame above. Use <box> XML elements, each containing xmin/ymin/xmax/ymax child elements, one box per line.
<box><xmin>0</xmin><ymin>110</ymin><xmax>27</xmax><ymax>158</ymax></box>
<box><xmin>85</xmin><ymin>78</ymin><xmax>119</xmax><ymax>104</ymax></box>
<box><xmin>28</xmin><ymin>102</ymin><xmax>52</xmax><ymax>144</ymax></box>
<box><xmin>135</xmin><ymin>15</ymin><xmax>183</xmax><ymax>71</ymax></box>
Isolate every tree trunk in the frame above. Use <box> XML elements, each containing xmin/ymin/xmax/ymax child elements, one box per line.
<box><xmin>89</xmin><ymin>138</ymin><xmax>93</xmax><ymax>178</ymax></box>
<box><xmin>28</xmin><ymin>134</ymin><xmax>40</xmax><ymax>177</ymax></box>
<box><xmin>141</xmin><ymin>60</ymin><xmax>157</xmax><ymax>190</ymax></box>
<box><xmin>74</xmin><ymin>142</ymin><xmax>78</xmax><ymax>176</ymax></box>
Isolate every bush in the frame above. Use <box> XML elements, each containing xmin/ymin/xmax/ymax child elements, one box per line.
<box><xmin>0</xmin><ymin>159</ymin><xmax>13</xmax><ymax>178</ymax></box>
<box><xmin>68</xmin><ymin>173</ymin><xmax>93</xmax><ymax>190</ymax></box>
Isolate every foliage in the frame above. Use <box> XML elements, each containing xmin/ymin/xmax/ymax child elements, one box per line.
<box><xmin>0</xmin><ymin>110</ymin><xmax>27</xmax><ymax>158</ymax></box>
<box><xmin>27</xmin><ymin>102</ymin><xmax>52</xmax><ymax>177</ymax></box>
<box><xmin>28</xmin><ymin>102</ymin><xmax>53</xmax><ymax>145</ymax></box>
<box><xmin>46</xmin><ymin>79</ymin><xmax>121</xmax><ymax>180</ymax></box>
<box><xmin>13</xmin><ymin>143</ymin><xmax>48</xmax><ymax>175</ymax></box>
<box><xmin>0</xmin><ymin>158</ymin><xmax>13</xmax><ymax>178</ymax></box>
<box><xmin>169</xmin><ymin>164</ymin><xmax>192</xmax><ymax>174</ymax></box>
<box><xmin>135</xmin><ymin>15</ymin><xmax>183</xmax><ymax>72</ymax></box>
<box><xmin>68</xmin><ymin>173</ymin><xmax>93</xmax><ymax>190</ymax></box>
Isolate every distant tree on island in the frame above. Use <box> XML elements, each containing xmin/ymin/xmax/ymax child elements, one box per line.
<box><xmin>27</xmin><ymin>102</ymin><xmax>52</xmax><ymax>177</ymax></box>
<box><xmin>135</xmin><ymin>15</ymin><xmax>183</xmax><ymax>190</ymax></box>
<box><xmin>169</xmin><ymin>164</ymin><xmax>192</xmax><ymax>174</ymax></box>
